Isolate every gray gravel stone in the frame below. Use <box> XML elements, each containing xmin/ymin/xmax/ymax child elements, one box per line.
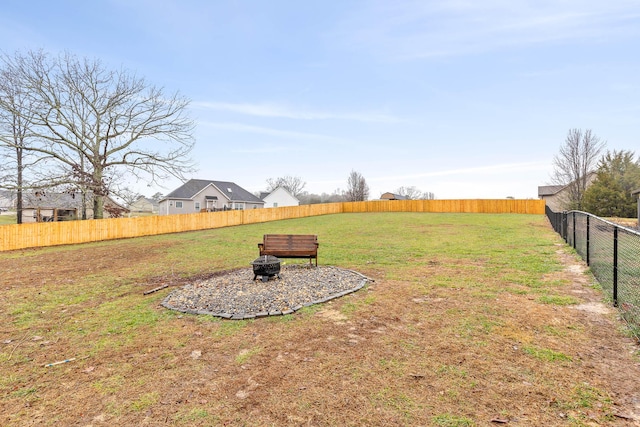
<box><xmin>162</xmin><ymin>264</ymin><xmax>369</xmax><ymax>320</ymax></box>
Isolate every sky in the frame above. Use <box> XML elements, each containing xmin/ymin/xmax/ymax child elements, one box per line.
<box><xmin>1</xmin><ymin>1</ymin><xmax>639</xmax><ymax>199</ymax></box>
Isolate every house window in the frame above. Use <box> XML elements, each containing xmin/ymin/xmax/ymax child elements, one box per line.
<box><xmin>234</xmin><ymin>203</ymin><xmax>245</xmax><ymax>210</ymax></box>
<box><xmin>273</xmin><ymin>202</ymin><xmax>278</xmax><ymax>208</ymax></box>
<box><xmin>175</xmin><ymin>201</ymin><xmax>183</xmax><ymax>209</ymax></box>
<box><xmin>195</xmin><ymin>202</ymin><xmax>200</xmax><ymax>211</ymax></box>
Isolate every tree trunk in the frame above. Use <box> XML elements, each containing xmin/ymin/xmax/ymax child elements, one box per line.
<box><xmin>93</xmin><ymin>194</ymin><xmax>104</xmax><ymax>219</ymax></box>
<box><xmin>92</xmin><ymin>166</ymin><xmax>104</xmax><ymax>219</ymax></box>
<box><xmin>16</xmin><ymin>146</ymin><xmax>22</xmax><ymax>224</ymax></box>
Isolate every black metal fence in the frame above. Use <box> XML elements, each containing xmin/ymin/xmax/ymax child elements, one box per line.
<box><xmin>546</xmin><ymin>206</ymin><xmax>640</xmax><ymax>337</ymax></box>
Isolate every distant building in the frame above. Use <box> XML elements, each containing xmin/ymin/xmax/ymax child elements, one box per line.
<box><xmin>21</xmin><ymin>191</ymin><xmax>128</xmax><ymax>222</ymax></box>
<box><xmin>260</xmin><ymin>187</ymin><xmax>300</xmax><ymax>208</ymax></box>
<box><xmin>632</xmin><ymin>188</ymin><xmax>640</xmax><ymax>223</ymax></box>
<box><xmin>0</xmin><ymin>190</ymin><xmax>15</xmax><ymax>211</ymax></box>
<box><xmin>129</xmin><ymin>196</ymin><xmax>159</xmax><ymax>214</ymax></box>
<box><xmin>159</xmin><ymin>179</ymin><xmax>264</xmax><ymax>215</ymax></box>
<box><xmin>380</xmin><ymin>192</ymin><xmax>408</xmax><ymax>201</ymax></box>
<box><xmin>538</xmin><ymin>173</ymin><xmax>597</xmax><ymax>211</ymax></box>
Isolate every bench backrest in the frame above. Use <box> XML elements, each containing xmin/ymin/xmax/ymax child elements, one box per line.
<box><xmin>263</xmin><ymin>234</ymin><xmax>318</xmax><ymax>250</ymax></box>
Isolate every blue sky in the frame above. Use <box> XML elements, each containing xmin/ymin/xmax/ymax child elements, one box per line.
<box><xmin>2</xmin><ymin>1</ymin><xmax>639</xmax><ymax>199</ymax></box>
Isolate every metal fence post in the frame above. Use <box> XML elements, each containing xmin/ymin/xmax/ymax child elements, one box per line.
<box><xmin>572</xmin><ymin>212</ymin><xmax>576</xmax><ymax>249</ymax></box>
<box><xmin>586</xmin><ymin>215</ymin><xmax>590</xmax><ymax>265</ymax></box>
<box><xmin>613</xmin><ymin>226</ymin><xmax>618</xmax><ymax>307</ymax></box>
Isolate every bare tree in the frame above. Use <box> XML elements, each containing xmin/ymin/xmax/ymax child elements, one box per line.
<box><xmin>150</xmin><ymin>192</ymin><xmax>164</xmax><ymax>203</ymax></box>
<box><xmin>298</xmin><ymin>189</ymin><xmax>345</xmax><ymax>205</ymax></box>
<box><xmin>395</xmin><ymin>186</ymin><xmax>435</xmax><ymax>200</ymax></box>
<box><xmin>551</xmin><ymin>128</ymin><xmax>605</xmax><ymax>210</ymax></box>
<box><xmin>0</xmin><ymin>56</ymin><xmax>50</xmax><ymax>223</ymax></box>
<box><xmin>116</xmin><ymin>187</ymin><xmax>143</xmax><ymax>210</ymax></box>
<box><xmin>344</xmin><ymin>170</ymin><xmax>369</xmax><ymax>201</ymax></box>
<box><xmin>265</xmin><ymin>175</ymin><xmax>306</xmax><ymax>197</ymax></box>
<box><xmin>0</xmin><ymin>50</ymin><xmax>195</xmax><ymax>219</ymax></box>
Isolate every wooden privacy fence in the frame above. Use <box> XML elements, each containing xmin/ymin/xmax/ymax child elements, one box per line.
<box><xmin>0</xmin><ymin>199</ymin><xmax>545</xmax><ymax>252</ymax></box>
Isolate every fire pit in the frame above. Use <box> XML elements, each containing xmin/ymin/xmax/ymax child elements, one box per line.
<box><xmin>251</xmin><ymin>255</ymin><xmax>281</xmax><ymax>282</ymax></box>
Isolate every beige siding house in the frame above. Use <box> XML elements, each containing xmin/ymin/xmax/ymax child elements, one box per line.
<box><xmin>21</xmin><ymin>192</ymin><xmax>128</xmax><ymax>222</ymax></box>
<box><xmin>129</xmin><ymin>196</ymin><xmax>159</xmax><ymax>214</ymax></box>
<box><xmin>537</xmin><ymin>185</ymin><xmax>567</xmax><ymax>211</ymax></box>
<box><xmin>159</xmin><ymin>179</ymin><xmax>264</xmax><ymax>215</ymax></box>
<box><xmin>538</xmin><ymin>173</ymin><xmax>597</xmax><ymax>212</ymax></box>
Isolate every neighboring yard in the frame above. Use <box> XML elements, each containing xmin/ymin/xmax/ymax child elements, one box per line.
<box><xmin>0</xmin><ymin>212</ymin><xmax>17</xmax><ymax>225</ymax></box>
<box><xmin>1</xmin><ymin>213</ymin><xmax>639</xmax><ymax>426</ymax></box>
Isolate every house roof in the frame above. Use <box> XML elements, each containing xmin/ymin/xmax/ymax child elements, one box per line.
<box><xmin>538</xmin><ymin>172</ymin><xmax>598</xmax><ymax>197</ymax></box>
<box><xmin>632</xmin><ymin>188</ymin><xmax>640</xmax><ymax>196</ymax></box>
<box><xmin>134</xmin><ymin>196</ymin><xmax>159</xmax><ymax>207</ymax></box>
<box><xmin>164</xmin><ymin>179</ymin><xmax>264</xmax><ymax>204</ymax></box>
<box><xmin>381</xmin><ymin>192</ymin><xmax>408</xmax><ymax>200</ymax></box>
<box><xmin>537</xmin><ymin>185</ymin><xmax>565</xmax><ymax>197</ymax></box>
<box><xmin>262</xmin><ymin>186</ymin><xmax>299</xmax><ymax>202</ymax></box>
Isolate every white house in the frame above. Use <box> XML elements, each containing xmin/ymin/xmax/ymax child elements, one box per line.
<box><xmin>261</xmin><ymin>187</ymin><xmax>300</xmax><ymax>208</ymax></box>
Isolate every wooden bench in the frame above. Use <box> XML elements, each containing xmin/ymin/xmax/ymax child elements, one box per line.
<box><xmin>258</xmin><ymin>234</ymin><xmax>319</xmax><ymax>266</ymax></box>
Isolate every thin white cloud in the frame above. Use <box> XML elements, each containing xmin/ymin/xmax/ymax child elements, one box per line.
<box><xmin>231</xmin><ymin>145</ymin><xmax>295</xmax><ymax>155</ymax></box>
<box><xmin>193</xmin><ymin>101</ymin><xmax>402</xmax><ymax>123</ymax></box>
<box><xmin>369</xmin><ymin>161</ymin><xmax>549</xmax><ymax>183</ymax></box>
<box><xmin>336</xmin><ymin>1</ymin><xmax>640</xmax><ymax>60</ymax></box>
<box><xmin>199</xmin><ymin>120</ymin><xmax>342</xmax><ymax>141</ymax></box>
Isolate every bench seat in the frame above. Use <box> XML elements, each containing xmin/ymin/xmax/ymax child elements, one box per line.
<box><xmin>258</xmin><ymin>234</ymin><xmax>319</xmax><ymax>266</ymax></box>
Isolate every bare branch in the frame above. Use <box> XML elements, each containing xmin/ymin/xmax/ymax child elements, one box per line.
<box><xmin>551</xmin><ymin>128</ymin><xmax>605</xmax><ymax>210</ymax></box>
<box><xmin>0</xmin><ymin>50</ymin><xmax>196</xmax><ymax>219</ymax></box>
<box><xmin>265</xmin><ymin>176</ymin><xmax>306</xmax><ymax>197</ymax></box>
<box><xmin>344</xmin><ymin>170</ymin><xmax>369</xmax><ymax>201</ymax></box>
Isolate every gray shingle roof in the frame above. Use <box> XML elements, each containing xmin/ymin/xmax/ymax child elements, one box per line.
<box><xmin>165</xmin><ymin>179</ymin><xmax>264</xmax><ymax>204</ymax></box>
<box><xmin>537</xmin><ymin>185</ymin><xmax>565</xmax><ymax>197</ymax></box>
<box><xmin>22</xmin><ymin>192</ymin><xmax>126</xmax><ymax>210</ymax></box>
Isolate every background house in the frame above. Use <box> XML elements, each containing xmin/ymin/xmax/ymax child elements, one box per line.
<box><xmin>0</xmin><ymin>190</ymin><xmax>15</xmax><ymax>211</ymax></box>
<box><xmin>537</xmin><ymin>185</ymin><xmax>567</xmax><ymax>211</ymax></box>
<box><xmin>260</xmin><ymin>186</ymin><xmax>300</xmax><ymax>208</ymax></box>
<box><xmin>538</xmin><ymin>173</ymin><xmax>597</xmax><ymax>211</ymax></box>
<box><xmin>21</xmin><ymin>191</ymin><xmax>129</xmax><ymax>222</ymax></box>
<box><xmin>380</xmin><ymin>192</ymin><xmax>408</xmax><ymax>201</ymax></box>
<box><xmin>129</xmin><ymin>196</ymin><xmax>159</xmax><ymax>214</ymax></box>
<box><xmin>159</xmin><ymin>179</ymin><xmax>264</xmax><ymax>215</ymax></box>
<box><xmin>632</xmin><ymin>188</ymin><xmax>640</xmax><ymax>223</ymax></box>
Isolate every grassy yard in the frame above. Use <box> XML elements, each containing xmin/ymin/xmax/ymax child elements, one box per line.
<box><xmin>1</xmin><ymin>213</ymin><xmax>639</xmax><ymax>426</ymax></box>
<box><xmin>0</xmin><ymin>213</ymin><xmax>17</xmax><ymax>225</ymax></box>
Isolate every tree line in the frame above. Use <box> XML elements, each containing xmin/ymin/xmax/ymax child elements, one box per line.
<box><xmin>263</xmin><ymin>171</ymin><xmax>435</xmax><ymax>204</ymax></box>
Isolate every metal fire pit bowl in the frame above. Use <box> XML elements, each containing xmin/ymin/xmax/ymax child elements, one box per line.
<box><xmin>251</xmin><ymin>255</ymin><xmax>281</xmax><ymax>282</ymax></box>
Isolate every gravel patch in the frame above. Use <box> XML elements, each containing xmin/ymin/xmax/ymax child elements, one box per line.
<box><xmin>161</xmin><ymin>264</ymin><xmax>370</xmax><ymax>319</ymax></box>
